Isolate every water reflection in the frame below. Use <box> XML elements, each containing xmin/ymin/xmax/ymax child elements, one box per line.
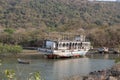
<box><xmin>0</xmin><ymin>57</ymin><xmax>115</xmax><ymax>80</ymax></box>
<box><xmin>104</xmin><ymin>54</ymin><xmax>109</xmax><ymax>59</ymax></box>
<box><xmin>51</xmin><ymin>58</ymin><xmax>114</xmax><ymax>80</ymax></box>
<box><xmin>52</xmin><ymin>58</ymin><xmax>91</xmax><ymax>78</ymax></box>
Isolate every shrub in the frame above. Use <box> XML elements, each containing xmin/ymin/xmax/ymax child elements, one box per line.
<box><xmin>10</xmin><ymin>45</ymin><xmax>23</xmax><ymax>54</ymax></box>
<box><xmin>0</xmin><ymin>59</ymin><xmax>1</xmax><ymax>66</ymax></box>
<box><xmin>4</xmin><ymin>28</ymin><xmax>15</xmax><ymax>34</ymax></box>
<box><xmin>4</xmin><ymin>69</ymin><xmax>16</xmax><ymax>80</ymax></box>
<box><xmin>28</xmin><ymin>72</ymin><xmax>43</xmax><ymax>80</ymax></box>
<box><xmin>115</xmin><ymin>58</ymin><xmax>120</xmax><ymax>63</ymax></box>
<box><xmin>0</xmin><ymin>43</ymin><xmax>22</xmax><ymax>54</ymax></box>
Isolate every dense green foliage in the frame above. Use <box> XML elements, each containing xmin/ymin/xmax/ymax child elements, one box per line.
<box><xmin>0</xmin><ymin>0</ymin><xmax>119</xmax><ymax>47</ymax></box>
<box><xmin>0</xmin><ymin>43</ymin><xmax>22</xmax><ymax>54</ymax></box>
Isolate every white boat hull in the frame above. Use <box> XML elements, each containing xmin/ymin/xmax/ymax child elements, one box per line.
<box><xmin>38</xmin><ymin>48</ymin><xmax>88</xmax><ymax>58</ymax></box>
<box><xmin>54</xmin><ymin>50</ymin><xmax>87</xmax><ymax>57</ymax></box>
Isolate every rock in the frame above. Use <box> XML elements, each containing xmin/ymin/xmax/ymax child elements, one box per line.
<box><xmin>112</xmin><ymin>64</ymin><xmax>120</xmax><ymax>71</ymax></box>
<box><xmin>109</xmin><ymin>76</ymin><xmax>117</xmax><ymax>80</ymax></box>
<box><xmin>74</xmin><ymin>63</ymin><xmax>120</xmax><ymax>80</ymax></box>
<box><xmin>100</xmin><ymin>75</ymin><xmax>106</xmax><ymax>80</ymax></box>
<box><xmin>84</xmin><ymin>64</ymin><xmax>120</xmax><ymax>80</ymax></box>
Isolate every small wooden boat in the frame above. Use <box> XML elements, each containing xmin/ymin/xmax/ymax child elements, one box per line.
<box><xmin>17</xmin><ymin>59</ymin><xmax>30</xmax><ymax>64</ymax></box>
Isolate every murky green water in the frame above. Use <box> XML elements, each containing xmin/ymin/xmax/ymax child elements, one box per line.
<box><xmin>0</xmin><ymin>54</ymin><xmax>116</xmax><ymax>80</ymax></box>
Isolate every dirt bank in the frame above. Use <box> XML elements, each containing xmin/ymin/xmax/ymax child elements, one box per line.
<box><xmin>0</xmin><ymin>50</ymin><xmax>45</xmax><ymax>59</ymax></box>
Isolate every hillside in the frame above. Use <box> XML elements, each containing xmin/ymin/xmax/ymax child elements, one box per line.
<box><xmin>0</xmin><ymin>0</ymin><xmax>120</xmax><ymax>47</ymax></box>
<box><xmin>0</xmin><ymin>0</ymin><xmax>120</xmax><ymax>30</ymax></box>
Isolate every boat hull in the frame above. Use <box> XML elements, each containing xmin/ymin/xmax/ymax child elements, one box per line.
<box><xmin>17</xmin><ymin>59</ymin><xmax>30</xmax><ymax>64</ymax></box>
<box><xmin>38</xmin><ymin>48</ymin><xmax>88</xmax><ymax>58</ymax></box>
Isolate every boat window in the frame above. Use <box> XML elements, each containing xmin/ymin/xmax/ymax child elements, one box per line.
<box><xmin>59</xmin><ymin>43</ymin><xmax>62</xmax><ymax>47</ymax></box>
<box><xmin>66</xmin><ymin>43</ymin><xmax>69</xmax><ymax>47</ymax></box>
<box><xmin>63</xmin><ymin>43</ymin><xmax>65</xmax><ymax>47</ymax></box>
<box><xmin>75</xmin><ymin>43</ymin><xmax>76</xmax><ymax>45</ymax></box>
<box><xmin>72</xmin><ymin>43</ymin><xmax>74</xmax><ymax>46</ymax></box>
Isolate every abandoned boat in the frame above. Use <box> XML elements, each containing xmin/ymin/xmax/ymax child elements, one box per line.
<box><xmin>38</xmin><ymin>35</ymin><xmax>91</xmax><ymax>58</ymax></box>
<box><xmin>17</xmin><ymin>59</ymin><xmax>30</xmax><ymax>64</ymax></box>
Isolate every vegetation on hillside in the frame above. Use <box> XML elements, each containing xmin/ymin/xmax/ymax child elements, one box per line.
<box><xmin>0</xmin><ymin>0</ymin><xmax>120</xmax><ymax>48</ymax></box>
<box><xmin>0</xmin><ymin>0</ymin><xmax>120</xmax><ymax>28</ymax></box>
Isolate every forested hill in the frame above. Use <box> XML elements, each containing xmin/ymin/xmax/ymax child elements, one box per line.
<box><xmin>0</xmin><ymin>0</ymin><xmax>120</xmax><ymax>47</ymax></box>
<box><xmin>0</xmin><ymin>0</ymin><xmax>120</xmax><ymax>30</ymax></box>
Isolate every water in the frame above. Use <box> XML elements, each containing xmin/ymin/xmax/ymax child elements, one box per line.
<box><xmin>0</xmin><ymin>56</ymin><xmax>115</xmax><ymax>80</ymax></box>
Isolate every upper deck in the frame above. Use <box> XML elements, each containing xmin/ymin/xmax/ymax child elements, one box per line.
<box><xmin>44</xmin><ymin>35</ymin><xmax>91</xmax><ymax>50</ymax></box>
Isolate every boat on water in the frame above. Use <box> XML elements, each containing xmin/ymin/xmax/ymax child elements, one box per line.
<box><xmin>38</xmin><ymin>35</ymin><xmax>91</xmax><ymax>58</ymax></box>
<box><xmin>17</xmin><ymin>59</ymin><xmax>30</xmax><ymax>64</ymax></box>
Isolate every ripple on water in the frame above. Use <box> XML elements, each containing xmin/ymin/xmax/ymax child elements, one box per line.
<box><xmin>0</xmin><ymin>57</ymin><xmax>114</xmax><ymax>80</ymax></box>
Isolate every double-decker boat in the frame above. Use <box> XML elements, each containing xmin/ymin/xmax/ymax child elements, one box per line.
<box><xmin>38</xmin><ymin>35</ymin><xmax>91</xmax><ymax>58</ymax></box>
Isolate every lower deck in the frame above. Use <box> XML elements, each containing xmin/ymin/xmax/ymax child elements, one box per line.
<box><xmin>38</xmin><ymin>48</ymin><xmax>89</xmax><ymax>58</ymax></box>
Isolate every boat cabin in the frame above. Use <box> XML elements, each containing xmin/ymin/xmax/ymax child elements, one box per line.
<box><xmin>43</xmin><ymin>35</ymin><xmax>91</xmax><ymax>51</ymax></box>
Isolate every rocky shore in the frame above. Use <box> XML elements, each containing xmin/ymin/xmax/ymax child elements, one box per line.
<box><xmin>83</xmin><ymin>63</ymin><xmax>120</xmax><ymax>80</ymax></box>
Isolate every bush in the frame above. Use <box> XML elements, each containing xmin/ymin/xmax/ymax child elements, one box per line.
<box><xmin>0</xmin><ymin>43</ymin><xmax>22</xmax><ymax>54</ymax></box>
<box><xmin>4</xmin><ymin>69</ymin><xmax>16</xmax><ymax>79</ymax></box>
<box><xmin>115</xmin><ymin>58</ymin><xmax>120</xmax><ymax>63</ymax></box>
<box><xmin>10</xmin><ymin>45</ymin><xmax>23</xmax><ymax>54</ymax></box>
<box><xmin>0</xmin><ymin>59</ymin><xmax>1</xmax><ymax>66</ymax></box>
<box><xmin>4</xmin><ymin>28</ymin><xmax>15</xmax><ymax>34</ymax></box>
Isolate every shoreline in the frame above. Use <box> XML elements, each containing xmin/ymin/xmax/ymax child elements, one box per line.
<box><xmin>64</xmin><ymin>63</ymin><xmax>120</xmax><ymax>80</ymax></box>
<box><xmin>1</xmin><ymin>50</ymin><xmax>119</xmax><ymax>80</ymax></box>
<box><xmin>0</xmin><ymin>50</ymin><xmax>45</xmax><ymax>59</ymax></box>
<box><xmin>0</xmin><ymin>49</ymin><xmax>119</xmax><ymax>59</ymax></box>
<box><xmin>83</xmin><ymin>63</ymin><xmax>120</xmax><ymax>80</ymax></box>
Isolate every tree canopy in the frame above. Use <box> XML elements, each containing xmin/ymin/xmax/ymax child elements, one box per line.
<box><xmin>0</xmin><ymin>0</ymin><xmax>120</xmax><ymax>48</ymax></box>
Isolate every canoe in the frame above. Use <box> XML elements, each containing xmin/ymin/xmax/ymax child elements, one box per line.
<box><xmin>17</xmin><ymin>59</ymin><xmax>30</xmax><ymax>64</ymax></box>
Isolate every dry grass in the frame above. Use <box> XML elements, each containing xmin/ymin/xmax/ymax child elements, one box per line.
<box><xmin>63</xmin><ymin>75</ymin><xmax>83</xmax><ymax>80</ymax></box>
<box><xmin>22</xmin><ymin>49</ymin><xmax>38</xmax><ymax>53</ymax></box>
